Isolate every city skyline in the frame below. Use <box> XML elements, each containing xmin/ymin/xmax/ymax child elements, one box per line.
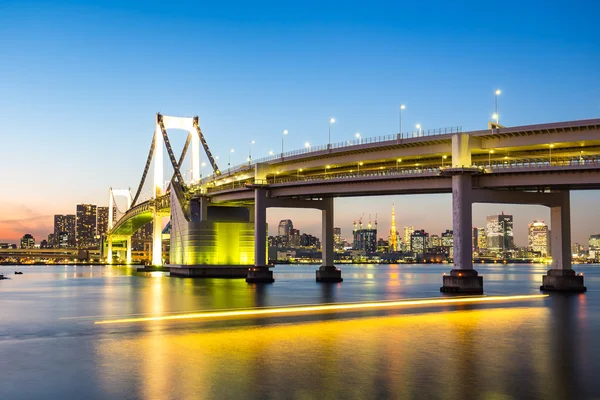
<box><xmin>1</xmin><ymin>1</ymin><xmax>599</xmax><ymax>246</ymax></box>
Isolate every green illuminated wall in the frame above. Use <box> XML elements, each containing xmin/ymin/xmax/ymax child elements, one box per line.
<box><xmin>170</xmin><ymin>220</ymin><xmax>256</xmax><ymax>265</ymax></box>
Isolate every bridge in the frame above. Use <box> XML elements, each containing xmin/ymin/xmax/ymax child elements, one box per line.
<box><xmin>106</xmin><ymin>113</ymin><xmax>600</xmax><ymax>292</ymax></box>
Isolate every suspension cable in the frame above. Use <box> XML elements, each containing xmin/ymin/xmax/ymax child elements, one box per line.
<box><xmin>193</xmin><ymin>116</ymin><xmax>221</xmax><ymax>175</ymax></box>
<box><xmin>158</xmin><ymin>114</ymin><xmax>185</xmax><ymax>185</ymax></box>
<box><xmin>131</xmin><ymin>134</ymin><xmax>156</xmax><ymax>208</ymax></box>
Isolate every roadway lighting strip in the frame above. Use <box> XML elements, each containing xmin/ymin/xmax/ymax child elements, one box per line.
<box><xmin>94</xmin><ymin>294</ymin><xmax>548</xmax><ymax>325</ymax></box>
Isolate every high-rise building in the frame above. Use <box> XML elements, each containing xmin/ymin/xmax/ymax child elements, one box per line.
<box><xmin>403</xmin><ymin>226</ymin><xmax>414</xmax><ymax>246</ymax></box>
<box><xmin>278</xmin><ymin>220</ymin><xmax>293</xmax><ymax>237</ymax></box>
<box><xmin>589</xmin><ymin>234</ymin><xmax>600</xmax><ymax>259</ymax></box>
<box><xmin>333</xmin><ymin>227</ymin><xmax>342</xmax><ymax>250</ymax></box>
<box><xmin>430</xmin><ymin>234</ymin><xmax>440</xmax><ymax>248</ymax></box>
<box><xmin>410</xmin><ymin>229</ymin><xmax>429</xmax><ymax>257</ymax></box>
<box><xmin>97</xmin><ymin>206</ymin><xmax>109</xmax><ymax>238</ymax></box>
<box><xmin>477</xmin><ymin>227</ymin><xmax>487</xmax><ymax>251</ymax></box>
<box><xmin>389</xmin><ymin>203</ymin><xmax>398</xmax><ymax>251</ymax></box>
<box><xmin>76</xmin><ymin>204</ymin><xmax>97</xmax><ymax>248</ymax></box>
<box><xmin>20</xmin><ymin>233</ymin><xmax>35</xmax><ymax>249</ymax></box>
<box><xmin>54</xmin><ymin>214</ymin><xmax>76</xmax><ymax>247</ymax></box>
<box><xmin>486</xmin><ymin>213</ymin><xmax>514</xmax><ymax>252</ymax></box>
<box><xmin>441</xmin><ymin>229</ymin><xmax>453</xmax><ymax>256</ymax></box>
<box><xmin>353</xmin><ymin>228</ymin><xmax>377</xmax><ymax>253</ymax></box>
<box><xmin>528</xmin><ymin>220</ymin><xmax>549</xmax><ymax>256</ymax></box>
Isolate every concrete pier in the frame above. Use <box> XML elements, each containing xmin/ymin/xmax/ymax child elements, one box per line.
<box><xmin>246</xmin><ymin>188</ymin><xmax>274</xmax><ymax>283</ymax></box>
<box><xmin>315</xmin><ymin>198</ymin><xmax>342</xmax><ymax>282</ymax></box>
<box><xmin>316</xmin><ymin>265</ymin><xmax>343</xmax><ymax>283</ymax></box>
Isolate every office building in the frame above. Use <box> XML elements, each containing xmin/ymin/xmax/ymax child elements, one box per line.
<box><xmin>54</xmin><ymin>214</ymin><xmax>76</xmax><ymax>247</ymax></box>
<box><xmin>20</xmin><ymin>233</ymin><xmax>35</xmax><ymax>249</ymax></box>
<box><xmin>76</xmin><ymin>204</ymin><xmax>97</xmax><ymax>248</ymax></box>
<box><xmin>97</xmin><ymin>206</ymin><xmax>109</xmax><ymax>238</ymax></box>
<box><xmin>410</xmin><ymin>229</ymin><xmax>429</xmax><ymax>257</ymax></box>
<box><xmin>486</xmin><ymin>213</ymin><xmax>514</xmax><ymax>252</ymax></box>
<box><xmin>528</xmin><ymin>220</ymin><xmax>549</xmax><ymax>256</ymax></box>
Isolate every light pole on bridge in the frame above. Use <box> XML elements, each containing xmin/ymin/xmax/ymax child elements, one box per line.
<box><xmin>328</xmin><ymin>117</ymin><xmax>335</xmax><ymax>149</ymax></box>
<box><xmin>399</xmin><ymin>104</ymin><xmax>406</xmax><ymax>138</ymax></box>
<box><xmin>355</xmin><ymin>132</ymin><xmax>361</xmax><ymax>144</ymax></box>
<box><xmin>248</xmin><ymin>140</ymin><xmax>255</xmax><ymax>166</ymax></box>
<box><xmin>494</xmin><ymin>89</ymin><xmax>501</xmax><ymax>126</ymax></box>
<box><xmin>228</xmin><ymin>148</ymin><xmax>234</xmax><ymax>174</ymax></box>
<box><xmin>281</xmin><ymin>129</ymin><xmax>288</xmax><ymax>159</ymax></box>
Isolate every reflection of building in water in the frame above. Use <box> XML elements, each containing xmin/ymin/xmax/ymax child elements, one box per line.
<box><xmin>486</xmin><ymin>213</ymin><xmax>514</xmax><ymax>252</ymax></box>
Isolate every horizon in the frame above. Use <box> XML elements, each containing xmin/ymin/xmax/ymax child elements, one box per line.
<box><xmin>1</xmin><ymin>1</ymin><xmax>599</xmax><ymax>247</ymax></box>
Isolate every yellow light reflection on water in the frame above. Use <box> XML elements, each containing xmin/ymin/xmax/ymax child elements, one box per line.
<box><xmin>95</xmin><ymin>294</ymin><xmax>548</xmax><ymax>325</ymax></box>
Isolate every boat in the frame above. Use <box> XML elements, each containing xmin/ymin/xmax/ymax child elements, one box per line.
<box><xmin>0</xmin><ymin>274</ymin><xmax>8</xmax><ymax>280</ymax></box>
<box><xmin>14</xmin><ymin>271</ymin><xmax>23</xmax><ymax>275</ymax></box>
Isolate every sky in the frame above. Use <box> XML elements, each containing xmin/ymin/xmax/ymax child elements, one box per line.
<box><xmin>0</xmin><ymin>0</ymin><xmax>599</xmax><ymax>246</ymax></box>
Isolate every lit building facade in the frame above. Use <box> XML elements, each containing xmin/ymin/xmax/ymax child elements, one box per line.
<box><xmin>20</xmin><ymin>233</ymin><xmax>35</xmax><ymax>249</ymax></box>
<box><xmin>353</xmin><ymin>229</ymin><xmax>377</xmax><ymax>253</ymax></box>
<box><xmin>528</xmin><ymin>220</ymin><xmax>549</xmax><ymax>256</ymax></box>
<box><xmin>76</xmin><ymin>204</ymin><xmax>97</xmax><ymax>248</ymax></box>
<box><xmin>96</xmin><ymin>207</ymin><xmax>109</xmax><ymax>238</ymax></box>
<box><xmin>410</xmin><ymin>229</ymin><xmax>428</xmax><ymax>257</ymax></box>
<box><xmin>486</xmin><ymin>213</ymin><xmax>514</xmax><ymax>252</ymax></box>
<box><xmin>441</xmin><ymin>229</ymin><xmax>453</xmax><ymax>257</ymax></box>
<box><xmin>278</xmin><ymin>220</ymin><xmax>293</xmax><ymax>237</ymax></box>
<box><xmin>403</xmin><ymin>226</ymin><xmax>414</xmax><ymax>246</ymax></box>
<box><xmin>54</xmin><ymin>214</ymin><xmax>76</xmax><ymax>247</ymax></box>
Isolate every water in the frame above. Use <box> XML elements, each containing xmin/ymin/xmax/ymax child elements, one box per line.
<box><xmin>1</xmin><ymin>263</ymin><xmax>599</xmax><ymax>399</ymax></box>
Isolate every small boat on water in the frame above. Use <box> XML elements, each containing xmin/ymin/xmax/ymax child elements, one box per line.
<box><xmin>0</xmin><ymin>274</ymin><xmax>8</xmax><ymax>280</ymax></box>
<box><xmin>14</xmin><ymin>271</ymin><xmax>23</xmax><ymax>275</ymax></box>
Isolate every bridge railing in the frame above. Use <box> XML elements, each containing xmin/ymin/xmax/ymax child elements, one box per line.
<box><xmin>249</xmin><ymin>126</ymin><xmax>462</xmax><ymax>165</ymax></box>
<box><xmin>205</xmin><ymin>154</ymin><xmax>600</xmax><ymax>194</ymax></box>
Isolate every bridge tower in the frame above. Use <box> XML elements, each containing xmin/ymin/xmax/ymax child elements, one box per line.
<box><xmin>106</xmin><ymin>188</ymin><xmax>133</xmax><ymax>264</ymax></box>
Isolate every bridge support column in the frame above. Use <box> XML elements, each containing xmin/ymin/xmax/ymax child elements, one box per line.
<box><xmin>317</xmin><ymin>197</ymin><xmax>342</xmax><ymax>283</ymax></box>
<box><xmin>126</xmin><ymin>236</ymin><xmax>132</xmax><ymax>265</ymax></box>
<box><xmin>247</xmin><ymin>188</ymin><xmax>274</xmax><ymax>283</ymax></box>
<box><xmin>441</xmin><ymin>173</ymin><xmax>483</xmax><ymax>294</ymax></box>
<box><xmin>151</xmin><ymin>213</ymin><xmax>163</xmax><ymax>266</ymax></box>
<box><xmin>541</xmin><ymin>191</ymin><xmax>586</xmax><ymax>292</ymax></box>
<box><xmin>107</xmin><ymin>237</ymin><xmax>113</xmax><ymax>264</ymax></box>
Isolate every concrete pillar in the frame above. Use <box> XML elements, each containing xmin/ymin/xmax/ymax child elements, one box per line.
<box><xmin>254</xmin><ymin>188</ymin><xmax>267</xmax><ymax>267</ymax></box>
<box><xmin>152</xmin><ymin>213</ymin><xmax>163</xmax><ymax>266</ymax></box>
<box><xmin>541</xmin><ymin>191</ymin><xmax>586</xmax><ymax>292</ymax></box>
<box><xmin>247</xmin><ymin>188</ymin><xmax>273</xmax><ymax>283</ymax></box>
<box><xmin>154</xmin><ymin>115</ymin><xmax>164</xmax><ymax>197</ymax></box>
<box><xmin>107</xmin><ymin>237</ymin><xmax>113</xmax><ymax>264</ymax></box>
<box><xmin>316</xmin><ymin>197</ymin><xmax>342</xmax><ymax>283</ymax></box>
<box><xmin>441</xmin><ymin>173</ymin><xmax>482</xmax><ymax>293</ymax></box>
<box><xmin>126</xmin><ymin>236</ymin><xmax>132</xmax><ymax>265</ymax></box>
<box><xmin>451</xmin><ymin>133</ymin><xmax>472</xmax><ymax>167</ymax></box>
<box><xmin>550</xmin><ymin>192</ymin><xmax>571</xmax><ymax>271</ymax></box>
<box><xmin>452</xmin><ymin>174</ymin><xmax>473</xmax><ymax>271</ymax></box>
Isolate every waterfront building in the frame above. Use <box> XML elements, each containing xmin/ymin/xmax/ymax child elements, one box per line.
<box><xmin>589</xmin><ymin>234</ymin><xmax>600</xmax><ymax>259</ymax></box>
<box><xmin>96</xmin><ymin>207</ymin><xmax>109</xmax><ymax>238</ymax></box>
<box><xmin>441</xmin><ymin>229</ymin><xmax>453</xmax><ymax>257</ymax></box>
<box><xmin>486</xmin><ymin>213</ymin><xmax>514</xmax><ymax>253</ymax></box>
<box><xmin>430</xmin><ymin>234</ymin><xmax>440</xmax><ymax>248</ymax></box>
<box><xmin>54</xmin><ymin>214</ymin><xmax>76</xmax><ymax>247</ymax></box>
<box><xmin>76</xmin><ymin>204</ymin><xmax>97</xmax><ymax>248</ymax></box>
<box><xmin>334</xmin><ymin>227</ymin><xmax>343</xmax><ymax>251</ymax></box>
<box><xmin>20</xmin><ymin>233</ymin><xmax>35</xmax><ymax>249</ymax></box>
<box><xmin>278</xmin><ymin>220</ymin><xmax>293</xmax><ymax>237</ymax></box>
<box><xmin>403</xmin><ymin>226</ymin><xmax>414</xmax><ymax>246</ymax></box>
<box><xmin>410</xmin><ymin>229</ymin><xmax>429</xmax><ymax>257</ymax></box>
<box><xmin>528</xmin><ymin>220</ymin><xmax>549</xmax><ymax>256</ymax></box>
<box><xmin>477</xmin><ymin>227</ymin><xmax>487</xmax><ymax>252</ymax></box>
<box><xmin>353</xmin><ymin>228</ymin><xmax>377</xmax><ymax>254</ymax></box>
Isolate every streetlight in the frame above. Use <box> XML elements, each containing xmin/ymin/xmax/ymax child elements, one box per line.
<box><xmin>494</xmin><ymin>89</ymin><xmax>501</xmax><ymax>125</ymax></box>
<box><xmin>358</xmin><ymin>161</ymin><xmax>363</xmax><ymax>173</ymax></box>
<box><xmin>228</xmin><ymin>148</ymin><xmax>234</xmax><ymax>173</ymax></box>
<box><xmin>442</xmin><ymin>155</ymin><xmax>447</xmax><ymax>167</ymax></box>
<box><xmin>325</xmin><ymin>165</ymin><xmax>331</xmax><ymax>175</ymax></box>
<box><xmin>396</xmin><ymin>158</ymin><xmax>402</xmax><ymax>170</ymax></box>
<box><xmin>297</xmin><ymin>168</ymin><xmax>303</xmax><ymax>178</ymax></box>
<box><xmin>304</xmin><ymin>141</ymin><xmax>310</xmax><ymax>149</ymax></box>
<box><xmin>328</xmin><ymin>117</ymin><xmax>335</xmax><ymax>149</ymax></box>
<box><xmin>416</xmin><ymin>124</ymin><xmax>422</xmax><ymax>137</ymax></box>
<box><xmin>399</xmin><ymin>104</ymin><xmax>406</xmax><ymax>137</ymax></box>
<box><xmin>488</xmin><ymin>150</ymin><xmax>494</xmax><ymax>166</ymax></box>
<box><xmin>355</xmin><ymin>132</ymin><xmax>361</xmax><ymax>144</ymax></box>
<box><xmin>248</xmin><ymin>140</ymin><xmax>255</xmax><ymax>165</ymax></box>
<box><xmin>269</xmin><ymin>150</ymin><xmax>274</xmax><ymax>156</ymax></box>
<box><xmin>549</xmin><ymin>144</ymin><xmax>554</xmax><ymax>164</ymax></box>
<box><xmin>281</xmin><ymin>129</ymin><xmax>288</xmax><ymax>159</ymax></box>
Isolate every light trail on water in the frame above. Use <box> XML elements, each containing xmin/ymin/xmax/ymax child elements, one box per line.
<box><xmin>94</xmin><ymin>294</ymin><xmax>548</xmax><ymax>325</ymax></box>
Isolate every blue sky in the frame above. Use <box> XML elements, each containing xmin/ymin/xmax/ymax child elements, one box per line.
<box><xmin>0</xmin><ymin>0</ymin><xmax>599</xmax><ymax>245</ymax></box>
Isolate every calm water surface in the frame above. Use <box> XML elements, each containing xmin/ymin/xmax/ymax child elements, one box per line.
<box><xmin>1</xmin><ymin>263</ymin><xmax>599</xmax><ymax>399</ymax></box>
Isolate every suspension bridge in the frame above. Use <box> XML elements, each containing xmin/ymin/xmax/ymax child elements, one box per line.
<box><xmin>106</xmin><ymin>113</ymin><xmax>600</xmax><ymax>291</ymax></box>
